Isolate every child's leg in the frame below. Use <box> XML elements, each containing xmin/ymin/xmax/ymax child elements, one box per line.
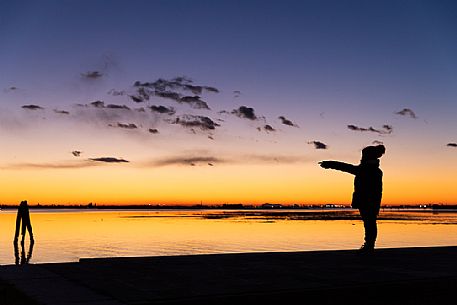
<box><xmin>359</xmin><ymin>208</ymin><xmax>378</xmax><ymax>248</ymax></box>
<box><xmin>362</xmin><ymin>216</ymin><xmax>377</xmax><ymax>247</ymax></box>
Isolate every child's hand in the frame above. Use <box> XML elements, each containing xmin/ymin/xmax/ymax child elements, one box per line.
<box><xmin>319</xmin><ymin>161</ymin><xmax>330</xmax><ymax>169</ymax></box>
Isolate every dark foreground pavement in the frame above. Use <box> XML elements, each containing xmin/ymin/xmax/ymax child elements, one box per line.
<box><xmin>1</xmin><ymin>247</ymin><xmax>457</xmax><ymax>305</ymax></box>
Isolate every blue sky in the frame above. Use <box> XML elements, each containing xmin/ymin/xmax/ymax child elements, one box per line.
<box><xmin>3</xmin><ymin>0</ymin><xmax>456</xmax><ymax>105</ymax></box>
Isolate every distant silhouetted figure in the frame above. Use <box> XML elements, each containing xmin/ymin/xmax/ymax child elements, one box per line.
<box><xmin>14</xmin><ymin>200</ymin><xmax>34</xmax><ymax>244</ymax></box>
<box><xmin>319</xmin><ymin>145</ymin><xmax>385</xmax><ymax>253</ymax></box>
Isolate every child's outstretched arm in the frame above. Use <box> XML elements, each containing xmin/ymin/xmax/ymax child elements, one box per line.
<box><xmin>319</xmin><ymin>161</ymin><xmax>358</xmax><ymax>175</ymax></box>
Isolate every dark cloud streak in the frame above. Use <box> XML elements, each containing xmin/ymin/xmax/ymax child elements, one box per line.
<box><xmin>263</xmin><ymin>125</ymin><xmax>276</xmax><ymax>132</ymax></box>
<box><xmin>149</xmin><ymin>105</ymin><xmax>176</xmax><ymax>115</ymax></box>
<box><xmin>347</xmin><ymin>124</ymin><xmax>393</xmax><ymax>135</ymax></box>
<box><xmin>395</xmin><ymin>108</ymin><xmax>417</xmax><ymax>119</ymax></box>
<box><xmin>72</xmin><ymin>151</ymin><xmax>81</xmax><ymax>157</ymax></box>
<box><xmin>308</xmin><ymin>141</ymin><xmax>328</xmax><ymax>149</ymax></box>
<box><xmin>81</xmin><ymin>71</ymin><xmax>103</xmax><ymax>79</ymax></box>
<box><xmin>106</xmin><ymin>104</ymin><xmax>130</xmax><ymax>110</ymax></box>
<box><xmin>279</xmin><ymin>116</ymin><xmax>298</xmax><ymax>127</ymax></box>
<box><xmin>114</xmin><ymin>123</ymin><xmax>138</xmax><ymax>129</ymax></box>
<box><xmin>147</xmin><ymin>153</ymin><xmax>308</xmax><ymax>167</ymax></box>
<box><xmin>54</xmin><ymin>109</ymin><xmax>70</xmax><ymax>115</ymax></box>
<box><xmin>151</xmin><ymin>156</ymin><xmax>223</xmax><ymax>167</ymax></box>
<box><xmin>89</xmin><ymin>157</ymin><xmax>129</xmax><ymax>163</ymax></box>
<box><xmin>3</xmin><ymin>161</ymin><xmax>98</xmax><ymax>170</ymax></box>
<box><xmin>130</xmin><ymin>77</ymin><xmax>218</xmax><ymax>109</ymax></box>
<box><xmin>173</xmin><ymin>115</ymin><xmax>220</xmax><ymax>131</ymax></box>
<box><xmin>232</xmin><ymin>106</ymin><xmax>257</xmax><ymax>120</ymax></box>
<box><xmin>22</xmin><ymin>105</ymin><xmax>44</xmax><ymax>110</ymax></box>
<box><xmin>90</xmin><ymin>101</ymin><xmax>105</xmax><ymax>108</ymax></box>
<box><xmin>180</xmin><ymin>96</ymin><xmax>210</xmax><ymax>110</ymax></box>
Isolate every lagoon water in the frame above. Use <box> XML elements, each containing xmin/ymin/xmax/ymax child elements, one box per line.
<box><xmin>1</xmin><ymin>209</ymin><xmax>457</xmax><ymax>265</ymax></box>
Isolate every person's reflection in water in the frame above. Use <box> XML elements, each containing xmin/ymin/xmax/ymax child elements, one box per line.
<box><xmin>14</xmin><ymin>239</ymin><xmax>34</xmax><ymax>265</ymax></box>
<box><xmin>14</xmin><ymin>200</ymin><xmax>34</xmax><ymax>244</ymax></box>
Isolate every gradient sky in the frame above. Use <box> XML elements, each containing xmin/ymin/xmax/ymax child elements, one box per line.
<box><xmin>1</xmin><ymin>0</ymin><xmax>456</xmax><ymax>205</ymax></box>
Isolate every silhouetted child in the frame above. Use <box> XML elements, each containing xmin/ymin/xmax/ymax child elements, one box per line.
<box><xmin>319</xmin><ymin>145</ymin><xmax>385</xmax><ymax>253</ymax></box>
<box><xmin>14</xmin><ymin>200</ymin><xmax>34</xmax><ymax>244</ymax></box>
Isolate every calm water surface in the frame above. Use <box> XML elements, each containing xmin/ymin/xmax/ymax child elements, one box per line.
<box><xmin>1</xmin><ymin>209</ymin><xmax>457</xmax><ymax>264</ymax></box>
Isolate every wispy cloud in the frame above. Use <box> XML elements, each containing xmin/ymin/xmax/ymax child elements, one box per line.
<box><xmin>81</xmin><ymin>71</ymin><xmax>103</xmax><ymax>79</ymax></box>
<box><xmin>150</xmin><ymin>156</ymin><xmax>223</xmax><ymax>167</ymax></box>
<box><xmin>383</xmin><ymin>125</ymin><xmax>393</xmax><ymax>133</ymax></box>
<box><xmin>347</xmin><ymin>124</ymin><xmax>393</xmax><ymax>135</ymax></box>
<box><xmin>87</xmin><ymin>101</ymin><xmax>130</xmax><ymax>110</ymax></box>
<box><xmin>155</xmin><ymin>91</ymin><xmax>181</xmax><ymax>102</ymax></box>
<box><xmin>203</xmin><ymin>86</ymin><xmax>219</xmax><ymax>93</ymax></box>
<box><xmin>2</xmin><ymin>161</ymin><xmax>98</xmax><ymax>170</ymax></box>
<box><xmin>179</xmin><ymin>96</ymin><xmax>210</xmax><ymax>110</ymax></box>
<box><xmin>129</xmin><ymin>77</ymin><xmax>218</xmax><ymax>109</ymax></box>
<box><xmin>5</xmin><ymin>153</ymin><xmax>309</xmax><ymax>170</ymax></box>
<box><xmin>54</xmin><ymin>109</ymin><xmax>70</xmax><ymax>115</ymax></box>
<box><xmin>232</xmin><ymin>106</ymin><xmax>257</xmax><ymax>120</ymax></box>
<box><xmin>90</xmin><ymin>101</ymin><xmax>105</xmax><ymax>108</ymax></box>
<box><xmin>72</xmin><ymin>151</ymin><xmax>81</xmax><ymax>157</ymax></box>
<box><xmin>395</xmin><ymin>108</ymin><xmax>417</xmax><ymax>119</ymax></box>
<box><xmin>173</xmin><ymin>115</ymin><xmax>220</xmax><ymax>131</ymax></box>
<box><xmin>245</xmin><ymin>154</ymin><xmax>309</xmax><ymax>164</ymax></box>
<box><xmin>308</xmin><ymin>141</ymin><xmax>328</xmax><ymax>149</ymax></box>
<box><xmin>107</xmin><ymin>89</ymin><xmax>126</xmax><ymax>96</ymax></box>
<box><xmin>134</xmin><ymin>77</ymin><xmax>218</xmax><ymax>94</ymax></box>
<box><xmin>129</xmin><ymin>94</ymin><xmax>146</xmax><ymax>103</ymax></box>
<box><xmin>22</xmin><ymin>105</ymin><xmax>44</xmax><ymax>110</ymax></box>
<box><xmin>89</xmin><ymin>157</ymin><xmax>129</xmax><ymax>163</ymax></box>
<box><xmin>4</xmin><ymin>86</ymin><xmax>18</xmax><ymax>93</ymax></box>
<box><xmin>70</xmin><ymin>102</ymin><xmax>154</xmax><ymax>130</ymax></box>
<box><xmin>111</xmin><ymin>123</ymin><xmax>138</xmax><ymax>129</ymax></box>
<box><xmin>278</xmin><ymin>116</ymin><xmax>298</xmax><ymax>127</ymax></box>
<box><xmin>145</xmin><ymin>153</ymin><xmax>309</xmax><ymax>167</ymax></box>
<box><xmin>263</xmin><ymin>125</ymin><xmax>276</xmax><ymax>133</ymax></box>
<box><xmin>106</xmin><ymin>104</ymin><xmax>130</xmax><ymax>110</ymax></box>
<box><xmin>3</xmin><ymin>156</ymin><xmax>130</xmax><ymax>170</ymax></box>
<box><xmin>149</xmin><ymin>105</ymin><xmax>176</xmax><ymax>115</ymax></box>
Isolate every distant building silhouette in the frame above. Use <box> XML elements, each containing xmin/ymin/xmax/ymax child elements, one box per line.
<box><xmin>261</xmin><ymin>203</ymin><xmax>283</xmax><ymax>209</ymax></box>
<box><xmin>221</xmin><ymin>204</ymin><xmax>244</xmax><ymax>209</ymax></box>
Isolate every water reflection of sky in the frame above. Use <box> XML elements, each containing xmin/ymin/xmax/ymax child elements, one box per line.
<box><xmin>1</xmin><ymin>209</ymin><xmax>456</xmax><ymax>265</ymax></box>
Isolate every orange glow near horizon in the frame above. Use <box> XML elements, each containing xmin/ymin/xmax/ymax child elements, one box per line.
<box><xmin>2</xmin><ymin>157</ymin><xmax>456</xmax><ymax>205</ymax></box>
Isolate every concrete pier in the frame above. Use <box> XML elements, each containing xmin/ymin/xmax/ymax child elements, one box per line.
<box><xmin>1</xmin><ymin>246</ymin><xmax>457</xmax><ymax>305</ymax></box>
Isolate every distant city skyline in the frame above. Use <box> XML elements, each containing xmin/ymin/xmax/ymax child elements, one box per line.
<box><xmin>1</xmin><ymin>0</ymin><xmax>456</xmax><ymax>205</ymax></box>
